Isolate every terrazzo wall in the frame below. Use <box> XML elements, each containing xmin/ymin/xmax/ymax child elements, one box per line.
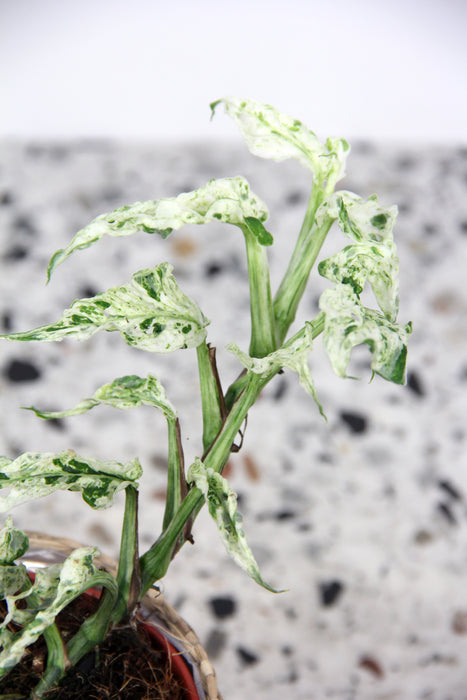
<box><xmin>1</xmin><ymin>139</ymin><xmax>466</xmax><ymax>699</ymax></box>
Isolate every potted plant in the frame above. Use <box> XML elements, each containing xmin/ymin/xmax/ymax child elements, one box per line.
<box><xmin>0</xmin><ymin>97</ymin><xmax>411</xmax><ymax>698</ymax></box>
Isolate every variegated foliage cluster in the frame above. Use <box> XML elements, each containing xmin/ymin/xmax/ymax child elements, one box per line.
<box><xmin>0</xmin><ymin>97</ymin><xmax>410</xmax><ymax>690</ymax></box>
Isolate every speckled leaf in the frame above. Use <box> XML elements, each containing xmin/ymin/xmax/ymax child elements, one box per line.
<box><xmin>0</xmin><ymin>450</ymin><xmax>142</xmax><ymax>511</ymax></box>
<box><xmin>227</xmin><ymin>322</ymin><xmax>324</xmax><ymax>417</ymax></box>
<box><xmin>27</xmin><ymin>374</ymin><xmax>176</xmax><ymax>422</ymax></box>
<box><xmin>47</xmin><ymin>177</ymin><xmax>269</xmax><ymax>278</ymax></box>
<box><xmin>319</xmin><ymin>285</ymin><xmax>412</xmax><ymax>384</ymax></box>
<box><xmin>0</xmin><ymin>547</ymin><xmax>102</xmax><ymax>675</ymax></box>
<box><xmin>318</xmin><ymin>241</ymin><xmax>400</xmax><ymax>321</ymax></box>
<box><xmin>188</xmin><ymin>459</ymin><xmax>281</xmax><ymax>592</ymax></box>
<box><xmin>317</xmin><ymin>191</ymin><xmax>397</xmax><ymax>241</ymax></box>
<box><xmin>211</xmin><ymin>97</ymin><xmax>349</xmax><ymax>186</ymax></box>
<box><xmin>2</xmin><ymin>264</ymin><xmax>209</xmax><ymax>353</ymax></box>
<box><xmin>0</xmin><ymin>518</ymin><xmax>29</xmax><ymax>565</ymax></box>
<box><xmin>317</xmin><ymin>192</ymin><xmax>401</xmax><ymax>320</ymax></box>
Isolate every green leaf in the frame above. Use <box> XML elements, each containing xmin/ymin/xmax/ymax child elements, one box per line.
<box><xmin>0</xmin><ymin>547</ymin><xmax>106</xmax><ymax>676</ymax></box>
<box><xmin>0</xmin><ymin>450</ymin><xmax>142</xmax><ymax>511</ymax></box>
<box><xmin>47</xmin><ymin>177</ymin><xmax>269</xmax><ymax>278</ymax></box>
<box><xmin>227</xmin><ymin>321</ymin><xmax>325</xmax><ymax>417</ymax></box>
<box><xmin>27</xmin><ymin>374</ymin><xmax>176</xmax><ymax>422</ymax></box>
<box><xmin>319</xmin><ymin>285</ymin><xmax>412</xmax><ymax>384</ymax></box>
<box><xmin>243</xmin><ymin>216</ymin><xmax>273</xmax><ymax>246</ymax></box>
<box><xmin>2</xmin><ymin>263</ymin><xmax>209</xmax><ymax>353</ymax></box>
<box><xmin>211</xmin><ymin>97</ymin><xmax>349</xmax><ymax>186</ymax></box>
<box><xmin>187</xmin><ymin>459</ymin><xmax>281</xmax><ymax>592</ymax></box>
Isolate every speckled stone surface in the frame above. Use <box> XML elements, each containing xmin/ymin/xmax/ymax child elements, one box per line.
<box><xmin>0</xmin><ymin>140</ymin><xmax>466</xmax><ymax>699</ymax></box>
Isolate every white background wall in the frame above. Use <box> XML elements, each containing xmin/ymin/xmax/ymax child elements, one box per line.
<box><xmin>1</xmin><ymin>0</ymin><xmax>466</xmax><ymax>143</ymax></box>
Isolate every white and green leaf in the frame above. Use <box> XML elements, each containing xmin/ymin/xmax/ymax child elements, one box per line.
<box><xmin>47</xmin><ymin>177</ymin><xmax>269</xmax><ymax>278</ymax></box>
<box><xmin>1</xmin><ymin>263</ymin><xmax>209</xmax><ymax>353</ymax></box>
<box><xmin>0</xmin><ymin>450</ymin><xmax>142</xmax><ymax>511</ymax></box>
<box><xmin>0</xmin><ymin>547</ymin><xmax>104</xmax><ymax>675</ymax></box>
<box><xmin>318</xmin><ymin>241</ymin><xmax>399</xmax><ymax>321</ymax></box>
<box><xmin>211</xmin><ymin>96</ymin><xmax>349</xmax><ymax>186</ymax></box>
<box><xmin>318</xmin><ymin>191</ymin><xmax>398</xmax><ymax>244</ymax></box>
<box><xmin>227</xmin><ymin>321</ymin><xmax>324</xmax><ymax>417</ymax></box>
<box><xmin>0</xmin><ymin>518</ymin><xmax>29</xmax><ymax>565</ymax></box>
<box><xmin>27</xmin><ymin>374</ymin><xmax>176</xmax><ymax>422</ymax></box>
<box><xmin>319</xmin><ymin>285</ymin><xmax>412</xmax><ymax>384</ymax></box>
<box><xmin>188</xmin><ymin>459</ymin><xmax>281</xmax><ymax>592</ymax></box>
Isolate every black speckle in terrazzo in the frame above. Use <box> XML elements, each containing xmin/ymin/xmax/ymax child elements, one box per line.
<box><xmin>406</xmin><ymin>370</ymin><xmax>425</xmax><ymax>397</ymax></box>
<box><xmin>340</xmin><ymin>410</ymin><xmax>368</xmax><ymax>434</ymax></box>
<box><xmin>44</xmin><ymin>417</ymin><xmax>66</xmax><ymax>432</ymax></box>
<box><xmin>3</xmin><ymin>358</ymin><xmax>42</xmax><ymax>382</ymax></box>
<box><xmin>1</xmin><ymin>312</ymin><xmax>12</xmax><ymax>332</ymax></box>
<box><xmin>204</xmin><ymin>628</ymin><xmax>227</xmax><ymax>660</ymax></box>
<box><xmin>438</xmin><ymin>479</ymin><xmax>463</xmax><ymax>501</ymax></box>
<box><xmin>79</xmin><ymin>285</ymin><xmax>100</xmax><ymax>299</ymax></box>
<box><xmin>459</xmin><ymin>220</ymin><xmax>467</xmax><ymax>235</ymax></box>
<box><xmin>236</xmin><ymin>646</ymin><xmax>259</xmax><ymax>666</ymax></box>
<box><xmin>423</xmin><ymin>222</ymin><xmax>438</xmax><ymax>236</ymax></box>
<box><xmin>204</xmin><ymin>261</ymin><xmax>224</xmax><ymax>277</ymax></box>
<box><xmin>319</xmin><ymin>580</ymin><xmax>345</xmax><ymax>607</ymax></box>
<box><xmin>437</xmin><ymin>502</ymin><xmax>457</xmax><ymax>526</ymax></box>
<box><xmin>209</xmin><ymin>595</ymin><xmax>237</xmax><ymax>619</ymax></box>
<box><xmin>5</xmin><ymin>245</ymin><xmax>28</xmax><ymax>261</ymax></box>
<box><xmin>13</xmin><ymin>215</ymin><xmax>38</xmax><ymax>236</ymax></box>
<box><xmin>275</xmin><ymin>509</ymin><xmax>296</xmax><ymax>521</ymax></box>
<box><xmin>285</xmin><ymin>190</ymin><xmax>306</xmax><ymax>205</ymax></box>
<box><xmin>0</xmin><ymin>191</ymin><xmax>13</xmax><ymax>206</ymax></box>
<box><xmin>272</xmin><ymin>377</ymin><xmax>288</xmax><ymax>401</ymax></box>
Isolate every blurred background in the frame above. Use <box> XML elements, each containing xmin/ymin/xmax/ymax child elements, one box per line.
<box><xmin>1</xmin><ymin>0</ymin><xmax>466</xmax><ymax>143</ymax></box>
<box><xmin>1</xmin><ymin>2</ymin><xmax>467</xmax><ymax>699</ymax></box>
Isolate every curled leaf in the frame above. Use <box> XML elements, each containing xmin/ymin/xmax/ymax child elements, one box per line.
<box><xmin>0</xmin><ymin>518</ymin><xmax>29</xmax><ymax>565</ymax></box>
<box><xmin>319</xmin><ymin>285</ymin><xmax>412</xmax><ymax>384</ymax></box>
<box><xmin>188</xmin><ymin>459</ymin><xmax>281</xmax><ymax>592</ymax></box>
<box><xmin>47</xmin><ymin>177</ymin><xmax>268</xmax><ymax>278</ymax></box>
<box><xmin>227</xmin><ymin>321</ymin><xmax>325</xmax><ymax>417</ymax></box>
<box><xmin>27</xmin><ymin>374</ymin><xmax>176</xmax><ymax>422</ymax></box>
<box><xmin>0</xmin><ymin>450</ymin><xmax>142</xmax><ymax>511</ymax></box>
<box><xmin>0</xmin><ymin>547</ymin><xmax>112</xmax><ymax>676</ymax></box>
<box><xmin>211</xmin><ymin>96</ymin><xmax>349</xmax><ymax>186</ymax></box>
<box><xmin>2</xmin><ymin>263</ymin><xmax>209</xmax><ymax>353</ymax></box>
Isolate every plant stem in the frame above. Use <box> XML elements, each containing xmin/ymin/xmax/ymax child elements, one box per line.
<box><xmin>31</xmin><ymin>622</ymin><xmax>67</xmax><ymax>697</ymax></box>
<box><xmin>162</xmin><ymin>418</ymin><xmax>185</xmax><ymax>532</ymax></box>
<box><xmin>196</xmin><ymin>341</ymin><xmax>225</xmax><ymax>452</ymax></box>
<box><xmin>240</xmin><ymin>224</ymin><xmax>276</xmax><ymax>358</ymax></box>
<box><xmin>112</xmin><ymin>486</ymin><xmax>140</xmax><ymax>623</ymax></box>
<box><xmin>273</xmin><ymin>180</ymin><xmax>332</xmax><ymax>344</ymax></box>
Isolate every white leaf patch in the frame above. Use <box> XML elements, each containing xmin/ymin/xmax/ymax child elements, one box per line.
<box><xmin>188</xmin><ymin>459</ymin><xmax>281</xmax><ymax>592</ymax></box>
<box><xmin>227</xmin><ymin>322</ymin><xmax>324</xmax><ymax>417</ymax></box>
<box><xmin>0</xmin><ymin>450</ymin><xmax>142</xmax><ymax>511</ymax></box>
<box><xmin>27</xmin><ymin>374</ymin><xmax>176</xmax><ymax>422</ymax></box>
<box><xmin>2</xmin><ymin>264</ymin><xmax>209</xmax><ymax>353</ymax></box>
<box><xmin>47</xmin><ymin>177</ymin><xmax>268</xmax><ymax>278</ymax></box>
<box><xmin>211</xmin><ymin>97</ymin><xmax>349</xmax><ymax>188</ymax></box>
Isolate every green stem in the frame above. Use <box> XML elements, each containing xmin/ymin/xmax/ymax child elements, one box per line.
<box><xmin>162</xmin><ymin>418</ymin><xmax>185</xmax><ymax>532</ymax></box>
<box><xmin>111</xmin><ymin>486</ymin><xmax>140</xmax><ymax>623</ymax></box>
<box><xmin>196</xmin><ymin>341</ymin><xmax>225</xmax><ymax>453</ymax></box>
<box><xmin>31</xmin><ymin>622</ymin><xmax>66</xmax><ymax>698</ymax></box>
<box><xmin>139</xmin><ymin>314</ymin><xmax>327</xmax><ymax>596</ymax></box>
<box><xmin>65</xmin><ymin>572</ymin><xmax>119</xmax><ymax>666</ymax></box>
<box><xmin>240</xmin><ymin>224</ymin><xmax>276</xmax><ymax>358</ymax></box>
<box><xmin>273</xmin><ymin>180</ymin><xmax>332</xmax><ymax>344</ymax></box>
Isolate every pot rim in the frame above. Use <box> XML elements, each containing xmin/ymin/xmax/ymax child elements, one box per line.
<box><xmin>19</xmin><ymin>531</ymin><xmax>222</xmax><ymax>700</ymax></box>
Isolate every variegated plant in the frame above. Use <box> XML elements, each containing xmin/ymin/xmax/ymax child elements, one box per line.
<box><xmin>0</xmin><ymin>97</ymin><xmax>411</xmax><ymax>696</ymax></box>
